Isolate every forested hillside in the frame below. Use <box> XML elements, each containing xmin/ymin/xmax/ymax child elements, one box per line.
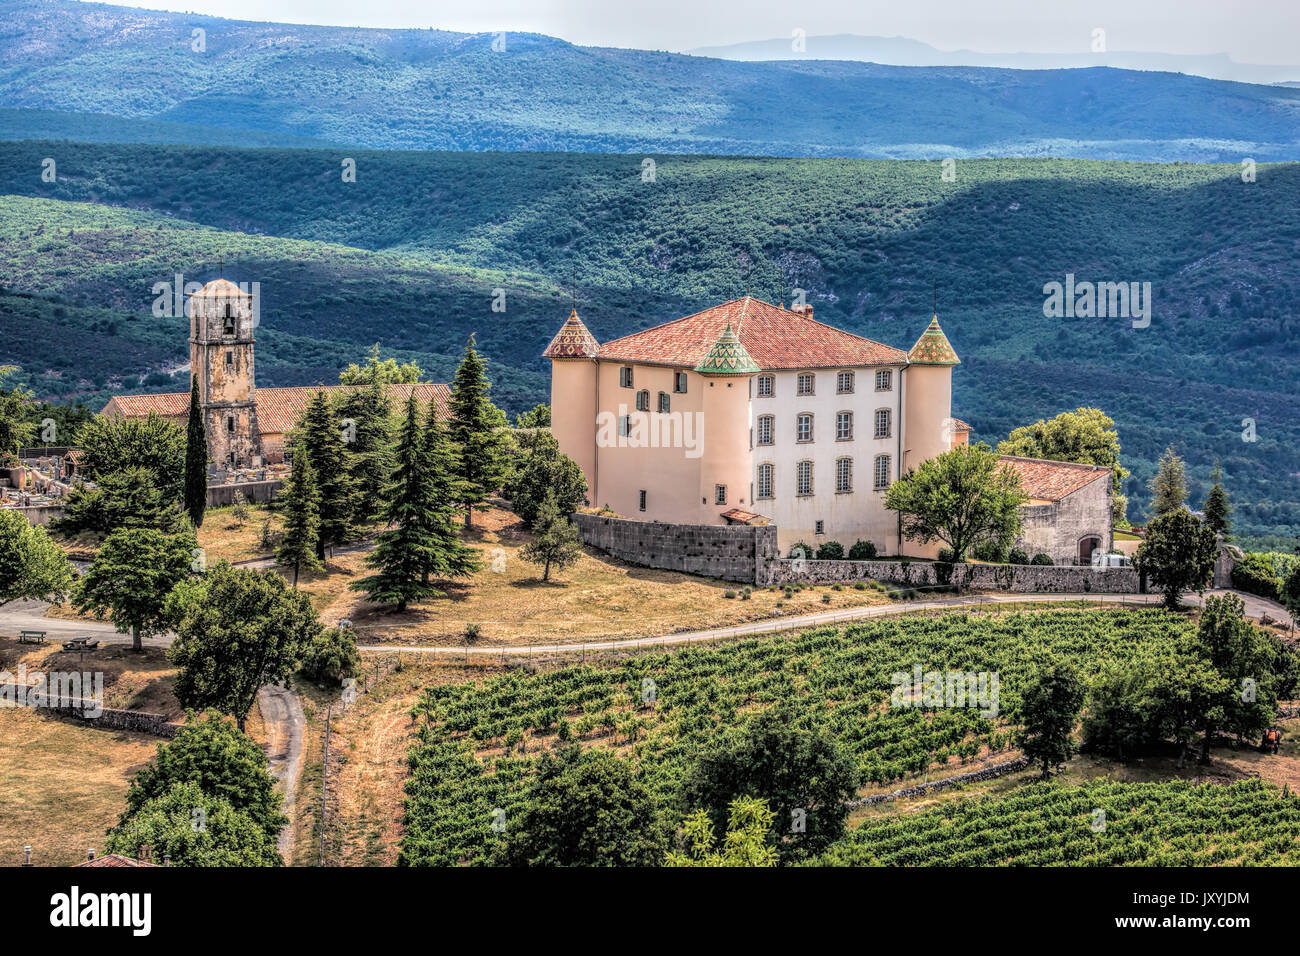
<box><xmin>1</xmin><ymin>143</ymin><xmax>1297</xmax><ymax>541</ymax></box>
<box><xmin>2</xmin><ymin>0</ymin><xmax>1299</xmax><ymax>160</ymax></box>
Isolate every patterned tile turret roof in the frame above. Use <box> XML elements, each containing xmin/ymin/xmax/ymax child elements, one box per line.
<box><xmin>542</xmin><ymin>309</ymin><xmax>600</xmax><ymax>359</ymax></box>
<box><xmin>907</xmin><ymin>315</ymin><xmax>961</xmax><ymax>366</ymax></box>
<box><xmin>694</xmin><ymin>322</ymin><xmax>761</xmax><ymax>375</ymax></box>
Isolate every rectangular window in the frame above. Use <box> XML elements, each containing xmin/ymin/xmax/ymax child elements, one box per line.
<box><xmin>715</xmin><ymin>485</ymin><xmax>727</xmax><ymax>505</ymax></box>
<box><xmin>797</xmin><ymin>460</ymin><xmax>813</xmax><ymax>496</ymax></box>
<box><xmin>620</xmin><ymin>367</ymin><xmax>634</xmax><ymax>388</ymax></box>
<box><xmin>635</xmin><ymin>390</ymin><xmax>649</xmax><ymax>412</ymax></box>
<box><xmin>226</xmin><ymin>416</ymin><xmax>235</xmax><ymax>434</ymax></box>
<box><xmin>836</xmin><ymin>457</ymin><xmax>853</xmax><ymax>493</ymax></box>
<box><xmin>757</xmin><ymin>464</ymin><xmax>773</xmax><ymax>499</ymax></box>
<box><xmin>658</xmin><ymin>392</ymin><xmax>671</xmax><ymax>413</ymax></box>
<box><xmin>836</xmin><ymin>411</ymin><xmax>853</xmax><ymax>441</ymax></box>
<box><xmin>796</xmin><ymin>413</ymin><xmax>813</xmax><ymax>443</ymax></box>
<box><xmin>815</xmin><ymin>520</ymin><xmax>825</xmax><ymax>535</ymax></box>
<box><xmin>874</xmin><ymin>455</ymin><xmax>891</xmax><ymax>490</ymax></box>
<box><xmin>875</xmin><ymin>409</ymin><xmax>892</xmax><ymax>439</ymax></box>
<box><xmin>757</xmin><ymin>375</ymin><xmax>774</xmax><ymax>397</ymax></box>
<box><xmin>876</xmin><ymin>369</ymin><xmax>893</xmax><ymax>391</ymax></box>
<box><xmin>797</xmin><ymin>372</ymin><xmax>815</xmax><ymax>396</ymax></box>
<box><xmin>639</xmin><ymin>490</ymin><xmax>647</xmax><ymax>512</ymax></box>
<box><xmin>225</xmin><ymin>350</ymin><xmax>233</xmax><ymax>369</ymax></box>
<box><xmin>618</xmin><ymin>415</ymin><xmax>630</xmax><ymax>437</ymax></box>
<box><xmin>674</xmin><ymin>371</ymin><xmax>688</xmax><ymax>393</ymax></box>
<box><xmin>757</xmin><ymin>415</ymin><xmax>774</xmax><ymax>445</ymax></box>
<box><xmin>837</xmin><ymin>370</ymin><xmax>854</xmax><ymax>394</ymax></box>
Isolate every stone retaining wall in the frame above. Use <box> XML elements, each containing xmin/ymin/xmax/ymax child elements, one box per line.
<box><xmin>761</xmin><ymin>558</ymin><xmax>1141</xmax><ymax>593</ymax></box>
<box><xmin>850</xmin><ymin>756</ymin><xmax>1030</xmax><ymax>807</ymax></box>
<box><xmin>208</xmin><ymin>479</ymin><xmax>282</xmax><ymax>507</ymax></box>
<box><xmin>37</xmin><ymin>699</ymin><xmax>180</xmax><ymax>737</ymax></box>
<box><xmin>573</xmin><ymin>513</ymin><xmax>778</xmax><ymax>584</ymax></box>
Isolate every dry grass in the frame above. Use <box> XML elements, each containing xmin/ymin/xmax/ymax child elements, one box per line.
<box><xmin>281</xmin><ymin>505</ymin><xmax>890</xmax><ymax>646</ymax></box>
<box><xmin>197</xmin><ymin>503</ymin><xmax>283</xmax><ymax>565</ymax></box>
<box><xmin>0</xmin><ymin>709</ymin><xmax>162</xmax><ymax>866</ymax></box>
<box><xmin>0</xmin><ymin>636</ymin><xmax>180</xmax><ymax>720</ymax></box>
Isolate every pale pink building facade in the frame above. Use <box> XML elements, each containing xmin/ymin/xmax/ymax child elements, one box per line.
<box><xmin>545</xmin><ymin>297</ymin><xmax>963</xmax><ymax>555</ymax></box>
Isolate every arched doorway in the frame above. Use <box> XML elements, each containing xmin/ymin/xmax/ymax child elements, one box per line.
<box><xmin>1078</xmin><ymin>535</ymin><xmax>1102</xmax><ymax>564</ymax></box>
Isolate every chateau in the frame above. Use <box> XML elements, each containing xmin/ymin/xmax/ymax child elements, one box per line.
<box><xmin>102</xmin><ymin>278</ymin><xmax>450</xmax><ymax>468</ymax></box>
<box><xmin>546</xmin><ymin>297</ymin><xmax>1112</xmax><ymax>562</ymax></box>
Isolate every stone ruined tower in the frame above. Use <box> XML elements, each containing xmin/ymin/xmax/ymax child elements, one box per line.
<box><xmin>902</xmin><ymin>313</ymin><xmax>960</xmax><ymax>473</ymax></box>
<box><xmin>693</xmin><ymin>322</ymin><xmax>758</xmax><ymax>520</ymax></box>
<box><xmin>543</xmin><ymin>308</ymin><xmax>600</xmax><ymax>498</ymax></box>
<box><xmin>189</xmin><ymin>277</ymin><xmax>262</xmax><ymax>468</ymax></box>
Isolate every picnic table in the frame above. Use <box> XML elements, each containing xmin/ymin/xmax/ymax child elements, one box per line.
<box><xmin>18</xmin><ymin>630</ymin><xmax>47</xmax><ymax>645</ymax></box>
<box><xmin>61</xmin><ymin>637</ymin><xmax>100</xmax><ymax>651</ymax></box>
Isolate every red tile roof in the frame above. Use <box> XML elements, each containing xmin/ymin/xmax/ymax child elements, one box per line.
<box><xmin>595</xmin><ymin>297</ymin><xmax>907</xmax><ymax>370</ymax></box>
<box><xmin>102</xmin><ymin>383</ymin><xmax>451</xmax><ymax>435</ymax></box>
<box><xmin>998</xmin><ymin>455</ymin><xmax>1110</xmax><ymax>502</ymax></box>
<box><xmin>951</xmin><ymin>418</ymin><xmax>971</xmax><ymax>432</ymax></box>
<box><xmin>720</xmin><ymin>507</ymin><xmax>770</xmax><ymax>525</ymax></box>
<box><xmin>75</xmin><ymin>854</ymin><xmax>159</xmax><ymax>867</ymax></box>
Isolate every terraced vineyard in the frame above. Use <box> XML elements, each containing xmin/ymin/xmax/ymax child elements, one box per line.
<box><xmin>815</xmin><ymin>780</ymin><xmax>1300</xmax><ymax>866</ymax></box>
<box><xmin>402</xmin><ymin>608</ymin><xmax>1217</xmax><ymax>865</ymax></box>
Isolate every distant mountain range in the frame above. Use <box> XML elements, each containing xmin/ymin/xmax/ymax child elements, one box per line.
<box><xmin>1</xmin><ymin>0</ymin><xmax>1298</xmax><ymax>161</ymax></box>
<box><xmin>686</xmin><ymin>34</ymin><xmax>1300</xmax><ymax>86</ymax></box>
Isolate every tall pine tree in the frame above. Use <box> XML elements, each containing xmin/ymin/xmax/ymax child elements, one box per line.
<box><xmin>276</xmin><ymin>452</ymin><xmax>322</xmax><ymax>588</ymax></box>
<box><xmin>1148</xmin><ymin>444</ymin><xmax>1188</xmax><ymax>519</ymax></box>
<box><xmin>1202</xmin><ymin>460</ymin><xmax>1231</xmax><ymax>539</ymax></box>
<box><xmin>336</xmin><ymin>380</ymin><xmax>393</xmax><ymax>524</ymax></box>
<box><xmin>350</xmin><ymin>397</ymin><xmax>439</xmax><ymax>611</ymax></box>
<box><xmin>294</xmin><ymin>391</ymin><xmax>359</xmax><ymax>560</ymax></box>
<box><xmin>183</xmin><ymin>375</ymin><xmax>208</xmax><ymax>528</ymax></box>
<box><xmin>448</xmin><ymin>334</ymin><xmax>509</xmax><ymax>528</ymax></box>
<box><xmin>421</xmin><ymin>396</ymin><xmax>480</xmax><ymax>585</ymax></box>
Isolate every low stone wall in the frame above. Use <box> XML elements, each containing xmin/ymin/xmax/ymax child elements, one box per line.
<box><xmin>1</xmin><ymin>504</ymin><xmax>64</xmax><ymax>526</ymax></box>
<box><xmin>37</xmin><ymin>699</ymin><xmax>180</xmax><ymax>737</ymax></box>
<box><xmin>850</xmin><ymin>756</ymin><xmax>1030</xmax><ymax>807</ymax></box>
<box><xmin>573</xmin><ymin>513</ymin><xmax>778</xmax><ymax>584</ymax></box>
<box><xmin>761</xmin><ymin>558</ymin><xmax>1141</xmax><ymax>593</ymax></box>
<box><xmin>208</xmin><ymin>479</ymin><xmax>282</xmax><ymax>507</ymax></box>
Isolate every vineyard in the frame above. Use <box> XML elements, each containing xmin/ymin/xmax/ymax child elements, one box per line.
<box><xmin>814</xmin><ymin>780</ymin><xmax>1300</xmax><ymax>866</ymax></box>
<box><xmin>401</xmin><ymin>607</ymin><xmax>1231</xmax><ymax>865</ymax></box>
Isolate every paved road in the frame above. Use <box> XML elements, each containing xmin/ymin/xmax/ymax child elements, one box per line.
<box><xmin>257</xmin><ymin>684</ymin><xmax>306</xmax><ymax>860</ymax></box>
<box><xmin>355</xmin><ymin>588</ymin><xmax>1295</xmax><ymax>657</ymax></box>
<box><xmin>3</xmin><ymin>588</ymin><xmax>1291</xmax><ymax>656</ymax></box>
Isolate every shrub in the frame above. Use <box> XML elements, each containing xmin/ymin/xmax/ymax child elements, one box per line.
<box><xmin>464</xmin><ymin>622</ymin><xmax>482</xmax><ymax>642</ymax></box>
<box><xmin>831</xmin><ymin>583</ymin><xmax>842</xmax><ymax>591</ymax></box>
<box><xmin>821</xmin><ymin>593</ymin><xmax>831</xmax><ymax>603</ymax></box>
<box><xmin>299</xmin><ymin>627</ymin><xmax>361</xmax><ymax>685</ymax></box>
<box><xmin>741</xmin><ymin>587</ymin><xmax>752</xmax><ymax>600</ymax></box>
<box><xmin>787</xmin><ymin>541</ymin><xmax>814</xmax><ymax>559</ymax></box>
<box><xmin>848</xmin><ymin>540</ymin><xmax>878</xmax><ymax>561</ymax></box>
<box><xmin>971</xmin><ymin>539</ymin><xmax>1008</xmax><ymax>563</ymax></box>
<box><xmin>1008</xmin><ymin>547</ymin><xmax>1030</xmax><ymax>565</ymax></box>
<box><xmin>937</xmin><ymin>547</ymin><xmax>955</xmax><ymax>563</ymax></box>
<box><xmin>723</xmin><ymin>589</ymin><xmax>737</xmax><ymax>599</ymax></box>
<box><xmin>1231</xmin><ymin>553</ymin><xmax>1282</xmax><ymax>601</ymax></box>
<box><xmin>1031</xmin><ymin>553</ymin><xmax>1054</xmax><ymax>566</ymax></box>
<box><xmin>853</xmin><ymin>581</ymin><xmax>867</xmax><ymax>590</ymax></box>
<box><xmin>815</xmin><ymin>541</ymin><xmax>845</xmax><ymax>560</ymax></box>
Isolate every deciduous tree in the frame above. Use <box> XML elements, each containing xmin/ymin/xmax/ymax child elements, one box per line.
<box><xmin>1133</xmin><ymin>507</ymin><xmax>1217</xmax><ymax>608</ymax></box>
<box><xmin>1018</xmin><ymin>661</ymin><xmax>1084</xmax><ymax>779</ymax></box>
<box><xmin>74</xmin><ymin>526</ymin><xmax>196</xmax><ymax>651</ymax></box>
<box><xmin>520</xmin><ymin>491</ymin><xmax>583</xmax><ymax>582</ymax></box>
<box><xmin>0</xmin><ymin>510</ymin><xmax>74</xmax><ymax>607</ymax></box>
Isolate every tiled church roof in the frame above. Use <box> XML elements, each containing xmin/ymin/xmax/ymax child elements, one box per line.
<box><xmin>908</xmin><ymin>316</ymin><xmax>961</xmax><ymax>366</ymax></box>
<box><xmin>542</xmin><ymin>309</ymin><xmax>600</xmax><ymax>358</ymax></box>
<box><xmin>103</xmin><ymin>383</ymin><xmax>451</xmax><ymax>434</ymax></box>
<box><xmin>694</xmin><ymin>322</ymin><xmax>761</xmax><ymax>375</ymax></box>
<box><xmin>591</xmin><ymin>297</ymin><xmax>907</xmax><ymax>370</ymax></box>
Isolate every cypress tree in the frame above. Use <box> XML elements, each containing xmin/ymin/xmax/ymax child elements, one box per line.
<box><xmin>1202</xmin><ymin>460</ymin><xmax>1231</xmax><ymax>539</ymax></box>
<box><xmin>448</xmin><ymin>334</ymin><xmax>509</xmax><ymax>528</ymax></box>
<box><xmin>276</xmin><ymin>453</ymin><xmax>322</xmax><ymax>588</ymax></box>
<box><xmin>350</xmin><ymin>397</ymin><xmax>439</xmax><ymax>611</ymax></box>
<box><xmin>295</xmin><ymin>391</ymin><xmax>359</xmax><ymax>560</ymax></box>
<box><xmin>183</xmin><ymin>375</ymin><xmax>207</xmax><ymax>528</ymax></box>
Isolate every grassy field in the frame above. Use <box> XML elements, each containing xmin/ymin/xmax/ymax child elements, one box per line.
<box><xmin>290</xmin><ymin>505</ymin><xmax>891</xmax><ymax>646</ymax></box>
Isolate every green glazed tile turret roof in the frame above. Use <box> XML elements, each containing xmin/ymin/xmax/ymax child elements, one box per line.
<box><xmin>694</xmin><ymin>322</ymin><xmax>761</xmax><ymax>375</ymax></box>
<box><xmin>907</xmin><ymin>315</ymin><xmax>960</xmax><ymax>366</ymax></box>
<box><xmin>542</xmin><ymin>309</ymin><xmax>600</xmax><ymax>359</ymax></box>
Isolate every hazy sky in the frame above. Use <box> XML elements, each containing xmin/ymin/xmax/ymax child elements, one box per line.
<box><xmin>113</xmin><ymin>0</ymin><xmax>1300</xmax><ymax>64</ymax></box>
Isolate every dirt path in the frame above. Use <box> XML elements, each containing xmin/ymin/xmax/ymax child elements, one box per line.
<box><xmin>256</xmin><ymin>684</ymin><xmax>305</xmax><ymax>859</ymax></box>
